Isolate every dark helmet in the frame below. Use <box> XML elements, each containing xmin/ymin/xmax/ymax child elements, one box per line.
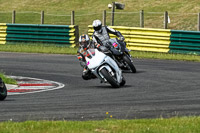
<box><xmin>79</xmin><ymin>34</ymin><xmax>90</xmax><ymax>49</ymax></box>
<box><xmin>92</xmin><ymin>20</ymin><xmax>102</xmax><ymax>33</ymax></box>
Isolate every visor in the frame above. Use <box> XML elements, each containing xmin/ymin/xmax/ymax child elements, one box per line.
<box><xmin>94</xmin><ymin>25</ymin><xmax>102</xmax><ymax>31</ymax></box>
<box><xmin>80</xmin><ymin>41</ymin><xmax>88</xmax><ymax>48</ymax></box>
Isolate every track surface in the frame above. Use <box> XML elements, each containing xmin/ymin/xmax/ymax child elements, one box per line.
<box><xmin>0</xmin><ymin>52</ymin><xmax>200</xmax><ymax>121</ymax></box>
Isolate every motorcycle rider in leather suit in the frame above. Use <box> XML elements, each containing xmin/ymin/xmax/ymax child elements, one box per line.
<box><xmin>92</xmin><ymin>20</ymin><xmax>125</xmax><ymax>67</ymax></box>
<box><xmin>77</xmin><ymin>34</ymin><xmax>96</xmax><ymax>80</ymax></box>
<box><xmin>77</xmin><ymin>34</ymin><xmax>111</xmax><ymax>80</ymax></box>
<box><xmin>92</xmin><ymin>20</ymin><xmax>125</xmax><ymax>48</ymax></box>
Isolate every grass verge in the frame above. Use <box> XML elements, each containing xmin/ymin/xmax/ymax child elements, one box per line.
<box><xmin>131</xmin><ymin>51</ymin><xmax>200</xmax><ymax>62</ymax></box>
<box><xmin>0</xmin><ymin>43</ymin><xmax>77</xmax><ymax>55</ymax></box>
<box><xmin>0</xmin><ymin>117</ymin><xmax>200</xmax><ymax>133</ymax></box>
<box><xmin>0</xmin><ymin>44</ymin><xmax>199</xmax><ymax>62</ymax></box>
<box><xmin>0</xmin><ymin>72</ymin><xmax>17</xmax><ymax>85</ymax></box>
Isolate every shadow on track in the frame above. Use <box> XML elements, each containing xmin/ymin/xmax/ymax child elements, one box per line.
<box><xmin>122</xmin><ymin>70</ymin><xmax>146</xmax><ymax>74</ymax></box>
<box><xmin>87</xmin><ymin>85</ymin><xmax>133</xmax><ymax>90</ymax></box>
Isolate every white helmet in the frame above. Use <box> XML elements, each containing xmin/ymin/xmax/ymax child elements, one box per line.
<box><xmin>92</xmin><ymin>20</ymin><xmax>102</xmax><ymax>33</ymax></box>
<box><xmin>79</xmin><ymin>34</ymin><xmax>90</xmax><ymax>49</ymax></box>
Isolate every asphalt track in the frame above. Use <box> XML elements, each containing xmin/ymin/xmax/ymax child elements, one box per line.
<box><xmin>0</xmin><ymin>52</ymin><xmax>200</xmax><ymax>122</ymax></box>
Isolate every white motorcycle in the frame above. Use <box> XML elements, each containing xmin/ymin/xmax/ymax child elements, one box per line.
<box><xmin>85</xmin><ymin>48</ymin><xmax>125</xmax><ymax>88</ymax></box>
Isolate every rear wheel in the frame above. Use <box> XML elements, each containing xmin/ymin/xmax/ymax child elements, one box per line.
<box><xmin>100</xmin><ymin>68</ymin><xmax>120</xmax><ymax>88</ymax></box>
<box><xmin>0</xmin><ymin>83</ymin><xmax>7</xmax><ymax>101</ymax></box>
<box><xmin>123</xmin><ymin>54</ymin><xmax>136</xmax><ymax>73</ymax></box>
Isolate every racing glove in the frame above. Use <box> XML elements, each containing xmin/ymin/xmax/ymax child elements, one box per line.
<box><xmin>119</xmin><ymin>36</ymin><xmax>125</xmax><ymax>42</ymax></box>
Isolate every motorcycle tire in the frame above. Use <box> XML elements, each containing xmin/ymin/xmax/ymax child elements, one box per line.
<box><xmin>120</xmin><ymin>76</ymin><xmax>126</xmax><ymax>86</ymax></box>
<box><xmin>100</xmin><ymin>68</ymin><xmax>120</xmax><ymax>88</ymax></box>
<box><xmin>0</xmin><ymin>82</ymin><xmax>7</xmax><ymax>101</ymax></box>
<box><xmin>123</xmin><ymin>54</ymin><xmax>136</xmax><ymax>73</ymax></box>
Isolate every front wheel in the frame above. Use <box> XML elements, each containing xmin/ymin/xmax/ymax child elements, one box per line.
<box><xmin>0</xmin><ymin>82</ymin><xmax>7</xmax><ymax>101</ymax></box>
<box><xmin>123</xmin><ymin>54</ymin><xmax>136</xmax><ymax>73</ymax></box>
<box><xmin>120</xmin><ymin>76</ymin><xmax>126</xmax><ymax>86</ymax></box>
<box><xmin>100</xmin><ymin>68</ymin><xmax>120</xmax><ymax>88</ymax></box>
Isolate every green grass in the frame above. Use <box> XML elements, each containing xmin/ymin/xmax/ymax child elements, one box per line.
<box><xmin>0</xmin><ymin>72</ymin><xmax>17</xmax><ymax>85</ymax></box>
<box><xmin>131</xmin><ymin>51</ymin><xmax>200</xmax><ymax>62</ymax></box>
<box><xmin>0</xmin><ymin>117</ymin><xmax>200</xmax><ymax>133</ymax></box>
<box><xmin>0</xmin><ymin>0</ymin><xmax>200</xmax><ymax>34</ymax></box>
<box><xmin>0</xmin><ymin>43</ymin><xmax>199</xmax><ymax>62</ymax></box>
<box><xmin>0</xmin><ymin>43</ymin><xmax>77</xmax><ymax>55</ymax></box>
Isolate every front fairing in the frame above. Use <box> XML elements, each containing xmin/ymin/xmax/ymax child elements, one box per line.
<box><xmin>85</xmin><ymin>48</ymin><xmax>123</xmax><ymax>84</ymax></box>
<box><xmin>85</xmin><ymin>49</ymin><xmax>106</xmax><ymax>69</ymax></box>
<box><xmin>108</xmin><ymin>38</ymin><xmax>126</xmax><ymax>55</ymax></box>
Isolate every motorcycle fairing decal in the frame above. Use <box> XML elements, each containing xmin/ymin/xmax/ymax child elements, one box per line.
<box><xmin>112</xmin><ymin>43</ymin><xmax>118</xmax><ymax>48</ymax></box>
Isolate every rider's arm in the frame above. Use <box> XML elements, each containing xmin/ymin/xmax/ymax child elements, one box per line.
<box><xmin>92</xmin><ymin>34</ymin><xmax>103</xmax><ymax>47</ymax></box>
<box><xmin>92</xmin><ymin>35</ymin><xmax>98</xmax><ymax>44</ymax></box>
<box><xmin>106</xmin><ymin>26</ymin><xmax>125</xmax><ymax>41</ymax></box>
<box><xmin>77</xmin><ymin>50</ymin><xmax>87</xmax><ymax>68</ymax></box>
<box><xmin>90</xmin><ymin>40</ymin><xmax>101</xmax><ymax>48</ymax></box>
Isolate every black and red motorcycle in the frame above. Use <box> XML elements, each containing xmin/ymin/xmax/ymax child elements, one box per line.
<box><xmin>106</xmin><ymin>38</ymin><xmax>136</xmax><ymax>73</ymax></box>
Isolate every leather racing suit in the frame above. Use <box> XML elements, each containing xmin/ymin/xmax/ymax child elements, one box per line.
<box><xmin>92</xmin><ymin>26</ymin><xmax>125</xmax><ymax>67</ymax></box>
<box><xmin>92</xmin><ymin>26</ymin><xmax>124</xmax><ymax>47</ymax></box>
<box><xmin>77</xmin><ymin>41</ymin><xmax>96</xmax><ymax>80</ymax></box>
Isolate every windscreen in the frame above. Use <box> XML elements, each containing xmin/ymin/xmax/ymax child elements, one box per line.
<box><xmin>85</xmin><ymin>49</ymin><xmax>95</xmax><ymax>59</ymax></box>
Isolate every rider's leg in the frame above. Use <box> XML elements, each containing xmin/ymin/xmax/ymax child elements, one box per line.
<box><xmin>82</xmin><ymin>68</ymin><xmax>91</xmax><ymax>80</ymax></box>
<box><xmin>82</xmin><ymin>68</ymin><xmax>96</xmax><ymax>80</ymax></box>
